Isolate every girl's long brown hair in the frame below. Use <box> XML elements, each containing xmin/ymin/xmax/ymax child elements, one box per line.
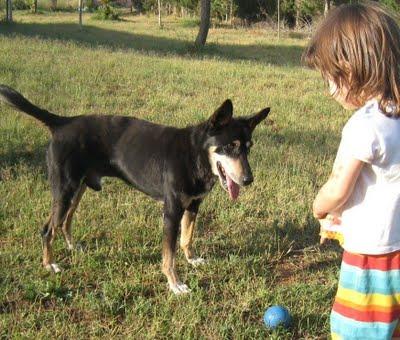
<box><xmin>303</xmin><ymin>2</ymin><xmax>400</xmax><ymax>117</ymax></box>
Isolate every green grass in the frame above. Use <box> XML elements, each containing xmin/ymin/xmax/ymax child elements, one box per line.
<box><xmin>0</xmin><ymin>12</ymin><xmax>350</xmax><ymax>339</ymax></box>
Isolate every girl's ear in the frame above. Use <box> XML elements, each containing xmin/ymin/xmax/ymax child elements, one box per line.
<box><xmin>208</xmin><ymin>99</ymin><xmax>233</xmax><ymax>130</ymax></box>
<box><xmin>247</xmin><ymin>107</ymin><xmax>270</xmax><ymax>132</ymax></box>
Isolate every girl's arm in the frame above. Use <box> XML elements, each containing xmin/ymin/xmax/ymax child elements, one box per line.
<box><xmin>313</xmin><ymin>158</ymin><xmax>365</xmax><ymax>219</ymax></box>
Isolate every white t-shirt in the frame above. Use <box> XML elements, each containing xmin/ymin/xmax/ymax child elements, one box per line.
<box><xmin>335</xmin><ymin>99</ymin><xmax>400</xmax><ymax>255</ymax></box>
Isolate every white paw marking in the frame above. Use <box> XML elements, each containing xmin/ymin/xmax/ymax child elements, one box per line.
<box><xmin>188</xmin><ymin>257</ymin><xmax>206</xmax><ymax>267</ymax></box>
<box><xmin>45</xmin><ymin>263</ymin><xmax>62</xmax><ymax>273</ymax></box>
<box><xmin>67</xmin><ymin>242</ymin><xmax>74</xmax><ymax>250</ymax></box>
<box><xmin>170</xmin><ymin>283</ymin><xmax>191</xmax><ymax>295</ymax></box>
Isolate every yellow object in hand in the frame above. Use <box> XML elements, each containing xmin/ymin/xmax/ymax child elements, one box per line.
<box><xmin>319</xmin><ymin>215</ymin><xmax>344</xmax><ymax>245</ymax></box>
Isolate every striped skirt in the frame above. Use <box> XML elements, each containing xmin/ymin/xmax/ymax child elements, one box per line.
<box><xmin>331</xmin><ymin>251</ymin><xmax>400</xmax><ymax>339</ymax></box>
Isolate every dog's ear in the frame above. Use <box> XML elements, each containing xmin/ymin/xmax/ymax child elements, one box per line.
<box><xmin>247</xmin><ymin>107</ymin><xmax>270</xmax><ymax>132</ymax></box>
<box><xmin>208</xmin><ymin>99</ymin><xmax>233</xmax><ymax>130</ymax></box>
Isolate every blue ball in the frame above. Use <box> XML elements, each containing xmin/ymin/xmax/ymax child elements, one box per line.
<box><xmin>263</xmin><ymin>305</ymin><xmax>292</xmax><ymax>329</ymax></box>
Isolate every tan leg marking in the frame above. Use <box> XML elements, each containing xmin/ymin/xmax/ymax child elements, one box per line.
<box><xmin>61</xmin><ymin>184</ymin><xmax>86</xmax><ymax>250</ymax></box>
<box><xmin>43</xmin><ymin>184</ymin><xmax>86</xmax><ymax>273</ymax></box>
<box><xmin>162</xmin><ymin>241</ymin><xmax>190</xmax><ymax>294</ymax></box>
<box><xmin>180</xmin><ymin>210</ymin><xmax>205</xmax><ymax>266</ymax></box>
<box><xmin>180</xmin><ymin>210</ymin><xmax>196</xmax><ymax>260</ymax></box>
<box><xmin>42</xmin><ymin>213</ymin><xmax>55</xmax><ymax>268</ymax></box>
<box><xmin>42</xmin><ymin>209</ymin><xmax>63</xmax><ymax>273</ymax></box>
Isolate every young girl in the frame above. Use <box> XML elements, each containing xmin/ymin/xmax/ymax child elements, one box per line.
<box><xmin>303</xmin><ymin>3</ymin><xmax>400</xmax><ymax>339</ymax></box>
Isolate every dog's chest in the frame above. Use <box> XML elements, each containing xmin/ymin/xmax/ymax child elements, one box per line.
<box><xmin>181</xmin><ymin>192</ymin><xmax>208</xmax><ymax>209</ymax></box>
<box><xmin>179</xmin><ymin>175</ymin><xmax>216</xmax><ymax>208</ymax></box>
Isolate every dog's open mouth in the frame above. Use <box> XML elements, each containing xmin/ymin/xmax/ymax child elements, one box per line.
<box><xmin>217</xmin><ymin>161</ymin><xmax>240</xmax><ymax>200</ymax></box>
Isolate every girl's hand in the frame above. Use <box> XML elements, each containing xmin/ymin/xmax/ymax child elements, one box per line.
<box><xmin>323</xmin><ymin>214</ymin><xmax>342</xmax><ymax>226</ymax></box>
<box><xmin>319</xmin><ymin>214</ymin><xmax>342</xmax><ymax>245</ymax></box>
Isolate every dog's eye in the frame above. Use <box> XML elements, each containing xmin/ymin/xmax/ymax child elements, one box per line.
<box><xmin>216</xmin><ymin>143</ymin><xmax>239</xmax><ymax>155</ymax></box>
<box><xmin>223</xmin><ymin>146</ymin><xmax>231</xmax><ymax>153</ymax></box>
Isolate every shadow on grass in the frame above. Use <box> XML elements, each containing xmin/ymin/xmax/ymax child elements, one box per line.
<box><xmin>0</xmin><ymin>143</ymin><xmax>48</xmax><ymax>179</ymax></box>
<box><xmin>207</xmin><ymin>216</ymin><xmax>321</xmax><ymax>258</ymax></box>
<box><xmin>0</xmin><ymin>21</ymin><xmax>304</xmax><ymax>66</ymax></box>
<box><xmin>259</xmin><ymin>123</ymin><xmax>341</xmax><ymax>156</ymax></box>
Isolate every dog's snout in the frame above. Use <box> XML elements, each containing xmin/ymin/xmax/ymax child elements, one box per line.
<box><xmin>242</xmin><ymin>175</ymin><xmax>253</xmax><ymax>186</ymax></box>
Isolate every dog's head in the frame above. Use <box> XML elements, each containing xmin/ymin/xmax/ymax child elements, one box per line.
<box><xmin>205</xmin><ymin>99</ymin><xmax>270</xmax><ymax>200</ymax></box>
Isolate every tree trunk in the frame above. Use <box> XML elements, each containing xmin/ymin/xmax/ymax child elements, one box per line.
<box><xmin>78</xmin><ymin>0</ymin><xmax>83</xmax><ymax>26</ymax></box>
<box><xmin>295</xmin><ymin>0</ymin><xmax>301</xmax><ymax>28</ymax></box>
<box><xmin>6</xmin><ymin>0</ymin><xmax>12</xmax><ymax>22</ymax></box>
<box><xmin>132</xmin><ymin>0</ymin><xmax>142</xmax><ymax>13</ymax></box>
<box><xmin>277</xmin><ymin>0</ymin><xmax>280</xmax><ymax>39</ymax></box>
<box><xmin>33</xmin><ymin>0</ymin><xmax>37</xmax><ymax>13</ymax></box>
<box><xmin>229</xmin><ymin>0</ymin><xmax>233</xmax><ymax>25</ymax></box>
<box><xmin>195</xmin><ymin>0</ymin><xmax>211</xmax><ymax>46</ymax></box>
<box><xmin>324</xmin><ymin>0</ymin><xmax>331</xmax><ymax>17</ymax></box>
<box><xmin>158</xmin><ymin>0</ymin><xmax>162</xmax><ymax>28</ymax></box>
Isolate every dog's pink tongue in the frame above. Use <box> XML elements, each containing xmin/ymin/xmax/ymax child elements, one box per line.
<box><xmin>226</xmin><ymin>175</ymin><xmax>240</xmax><ymax>200</ymax></box>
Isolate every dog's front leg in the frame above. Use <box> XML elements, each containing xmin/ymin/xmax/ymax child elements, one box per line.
<box><xmin>180</xmin><ymin>199</ymin><xmax>205</xmax><ymax>267</ymax></box>
<box><xmin>162</xmin><ymin>199</ymin><xmax>189</xmax><ymax>294</ymax></box>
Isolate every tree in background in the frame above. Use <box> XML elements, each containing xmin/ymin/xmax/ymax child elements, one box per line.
<box><xmin>130</xmin><ymin>0</ymin><xmax>143</xmax><ymax>12</ymax></box>
<box><xmin>195</xmin><ymin>0</ymin><xmax>211</xmax><ymax>46</ymax></box>
<box><xmin>78</xmin><ymin>0</ymin><xmax>83</xmax><ymax>25</ymax></box>
<box><xmin>6</xmin><ymin>0</ymin><xmax>13</xmax><ymax>21</ymax></box>
<box><xmin>7</xmin><ymin>0</ymin><xmax>397</xmax><ymax>30</ymax></box>
<box><xmin>212</xmin><ymin>0</ymin><xmax>235</xmax><ymax>22</ymax></box>
<box><xmin>158</xmin><ymin>0</ymin><xmax>162</xmax><ymax>27</ymax></box>
<box><xmin>324</xmin><ymin>0</ymin><xmax>330</xmax><ymax>16</ymax></box>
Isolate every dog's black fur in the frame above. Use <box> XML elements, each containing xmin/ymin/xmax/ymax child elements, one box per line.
<box><xmin>0</xmin><ymin>85</ymin><xmax>269</xmax><ymax>293</ymax></box>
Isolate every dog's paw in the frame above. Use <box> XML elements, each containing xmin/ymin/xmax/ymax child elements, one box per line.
<box><xmin>170</xmin><ymin>283</ymin><xmax>191</xmax><ymax>295</ymax></box>
<box><xmin>188</xmin><ymin>257</ymin><xmax>206</xmax><ymax>267</ymax></box>
<box><xmin>45</xmin><ymin>263</ymin><xmax>62</xmax><ymax>273</ymax></box>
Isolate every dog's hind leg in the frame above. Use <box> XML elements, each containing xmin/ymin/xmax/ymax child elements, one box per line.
<box><xmin>180</xmin><ymin>200</ymin><xmax>205</xmax><ymax>267</ymax></box>
<box><xmin>61</xmin><ymin>184</ymin><xmax>86</xmax><ymax>250</ymax></box>
<box><xmin>162</xmin><ymin>198</ymin><xmax>189</xmax><ymax>294</ymax></box>
<box><xmin>42</xmin><ymin>177</ymin><xmax>81</xmax><ymax>273</ymax></box>
<box><xmin>41</xmin><ymin>213</ymin><xmax>53</xmax><ymax>265</ymax></box>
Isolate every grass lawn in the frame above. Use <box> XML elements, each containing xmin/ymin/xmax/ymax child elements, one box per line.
<box><xmin>0</xmin><ymin>11</ymin><xmax>349</xmax><ymax>339</ymax></box>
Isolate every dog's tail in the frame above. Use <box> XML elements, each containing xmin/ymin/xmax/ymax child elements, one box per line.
<box><xmin>0</xmin><ymin>85</ymin><xmax>70</xmax><ymax>131</ymax></box>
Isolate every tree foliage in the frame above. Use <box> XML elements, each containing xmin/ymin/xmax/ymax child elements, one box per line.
<box><xmin>8</xmin><ymin>0</ymin><xmax>399</xmax><ymax>26</ymax></box>
<box><xmin>139</xmin><ymin>0</ymin><xmax>399</xmax><ymax>27</ymax></box>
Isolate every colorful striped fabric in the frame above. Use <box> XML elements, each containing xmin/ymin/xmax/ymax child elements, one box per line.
<box><xmin>331</xmin><ymin>251</ymin><xmax>400</xmax><ymax>339</ymax></box>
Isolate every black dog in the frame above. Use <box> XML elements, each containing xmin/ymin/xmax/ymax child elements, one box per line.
<box><xmin>0</xmin><ymin>85</ymin><xmax>269</xmax><ymax>294</ymax></box>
